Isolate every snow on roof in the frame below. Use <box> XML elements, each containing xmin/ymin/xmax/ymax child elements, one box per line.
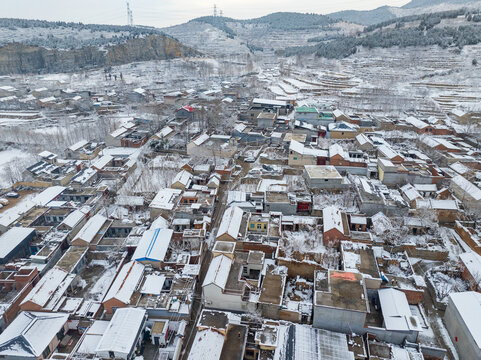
<box><xmin>77</xmin><ymin>320</ymin><xmax>109</xmax><ymax>354</ymax></box>
<box><xmin>289</xmin><ymin>139</ymin><xmax>305</xmax><ymax>154</ymax></box>
<box><xmin>68</xmin><ymin>139</ymin><xmax>88</xmax><ymax>151</ymax></box>
<box><xmin>132</xmin><ymin>228</ymin><xmax>173</xmax><ymax>262</ymax></box>
<box><xmin>459</xmin><ymin>252</ymin><xmax>481</xmax><ymax>288</ymax></box>
<box><xmin>329</xmin><ymin>143</ymin><xmax>347</xmax><ymax>159</ymax></box>
<box><xmin>328</xmin><ymin>121</ymin><xmax>358</xmax><ymax>132</ymax></box>
<box><xmin>400</xmin><ymin>184</ymin><xmax>422</xmax><ymax>202</ymax></box>
<box><xmin>156</xmin><ymin>126</ymin><xmax>174</xmax><ymax>138</ymax></box>
<box><xmin>60</xmin><ymin>206</ymin><xmax>90</xmax><ymax>229</ymax></box>
<box><xmin>0</xmin><ymin>311</ymin><xmax>69</xmax><ymax>357</ymax></box>
<box><xmin>216</xmin><ymin>206</ymin><xmax>243</xmax><ymax>240</ymax></box>
<box><xmin>0</xmin><ymin>227</ymin><xmax>35</xmax><ymax>260</ymax></box>
<box><xmin>202</xmin><ymin>255</ymin><xmax>232</xmax><ymax>289</ymax></box>
<box><xmin>35</xmin><ymin>186</ymin><xmax>65</xmax><ymax>206</ymax></box>
<box><xmin>413</xmin><ymin>184</ymin><xmax>437</xmax><ymax>192</ymax></box>
<box><xmin>95</xmin><ymin>308</ymin><xmax>146</xmax><ymax>355</ymax></box>
<box><xmin>193</xmin><ymin>133</ymin><xmax>210</xmax><ymax>146</ymax></box>
<box><xmin>333</xmin><ymin>109</ymin><xmax>344</xmax><ymax>118</ymax></box>
<box><xmin>253</xmin><ymin>98</ymin><xmax>287</xmax><ymax>107</ymax></box>
<box><xmin>187</xmin><ymin>329</ymin><xmax>224</xmax><ymax>360</ymax></box>
<box><xmin>73</xmin><ymin>213</ymin><xmax>108</xmax><ymax>244</ymax></box>
<box><xmin>435</xmin><ymin>138</ymin><xmax>461</xmax><ymax>151</ymax></box>
<box><xmin>257</xmin><ymin>178</ymin><xmax>287</xmax><ymax>193</ymax></box>
<box><xmin>150</xmin><ymin>216</ymin><xmax>169</xmax><ymax>230</ymax></box>
<box><xmin>416</xmin><ymin>199</ymin><xmax>458</xmax><ymax>210</ymax></box>
<box><xmin>72</xmin><ymin>167</ymin><xmax>98</xmax><ymax>184</ymax></box>
<box><xmin>140</xmin><ymin>274</ymin><xmax>166</xmax><ymax>295</ymax></box>
<box><xmin>378</xmin><ymin>288</ymin><xmax>421</xmax><ymax>332</ymax></box>
<box><xmin>405</xmin><ymin>116</ymin><xmax>429</xmax><ymax>129</ymax></box>
<box><xmin>21</xmin><ymin>267</ymin><xmax>69</xmax><ymax>308</ymax></box>
<box><xmin>133</xmin><ymin>88</ymin><xmax>146</xmax><ymax>95</ymax></box>
<box><xmin>110</xmin><ymin>127</ymin><xmax>129</xmax><ymax>138</ymax></box>
<box><xmin>378</xmin><ymin>144</ymin><xmax>401</xmax><ymax>160</ymax></box>
<box><xmin>103</xmin><ymin>261</ymin><xmax>144</xmax><ymax>304</ymax></box>
<box><xmin>227</xmin><ymin>191</ymin><xmax>247</xmax><ymax>205</ymax></box>
<box><xmin>304</xmin><ymin>165</ymin><xmax>342</xmax><ymax>180</ymax></box>
<box><xmin>290</xmin><ymin>140</ymin><xmax>326</xmax><ymax>157</ymax></box>
<box><xmin>38</xmin><ymin>150</ymin><xmax>57</xmax><ymax>159</ymax></box>
<box><xmin>450</xmin><ymin>162</ymin><xmax>470</xmax><ymax>175</ymax></box>
<box><xmin>448</xmin><ymin>291</ymin><xmax>481</xmax><ymax>348</ymax></box>
<box><xmin>172</xmin><ymin>170</ymin><xmax>192</xmax><ymax>187</ymax></box>
<box><xmin>451</xmin><ymin>175</ymin><xmax>481</xmax><ymax>201</ymax></box>
<box><xmin>356</xmin><ymin>133</ymin><xmax>372</xmax><ymax>146</ymax></box>
<box><xmin>92</xmin><ymin>155</ymin><xmax>113</xmax><ymax>170</ymax></box>
<box><xmin>234</xmin><ymin>123</ymin><xmax>247</xmax><ymax>133</ymax></box>
<box><xmin>323</xmin><ymin>206</ymin><xmax>344</xmax><ymax>234</ymax></box>
<box><xmin>149</xmin><ymin>188</ymin><xmax>182</xmax><ymax>210</ymax></box>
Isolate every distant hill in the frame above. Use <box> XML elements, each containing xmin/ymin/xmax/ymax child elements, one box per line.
<box><xmin>327</xmin><ymin>6</ymin><xmax>396</xmax><ymax>26</ymax></box>
<box><xmin>402</xmin><ymin>0</ymin><xmax>474</xmax><ymax>8</ymax></box>
<box><xmin>190</xmin><ymin>12</ymin><xmax>335</xmax><ymax>37</ymax></box>
<box><xmin>0</xmin><ymin>19</ymin><xmax>199</xmax><ymax>74</ymax></box>
<box><xmin>285</xmin><ymin>8</ymin><xmax>481</xmax><ymax>59</ymax></box>
<box><xmin>328</xmin><ymin>0</ymin><xmax>479</xmax><ymax>25</ymax></box>
<box><xmin>162</xmin><ymin>12</ymin><xmax>352</xmax><ymax>56</ymax></box>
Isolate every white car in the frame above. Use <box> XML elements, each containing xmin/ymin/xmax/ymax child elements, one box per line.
<box><xmin>244</xmin><ymin>157</ymin><xmax>255</xmax><ymax>163</ymax></box>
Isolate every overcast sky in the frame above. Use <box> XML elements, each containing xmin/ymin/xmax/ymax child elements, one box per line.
<box><xmin>0</xmin><ymin>0</ymin><xmax>410</xmax><ymax>28</ymax></box>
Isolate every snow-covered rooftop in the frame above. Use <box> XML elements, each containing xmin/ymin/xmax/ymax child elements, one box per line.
<box><xmin>448</xmin><ymin>291</ymin><xmax>481</xmax><ymax>349</ymax></box>
<box><xmin>451</xmin><ymin>175</ymin><xmax>481</xmax><ymax>201</ymax></box>
<box><xmin>202</xmin><ymin>254</ymin><xmax>232</xmax><ymax>290</ymax></box>
<box><xmin>103</xmin><ymin>260</ymin><xmax>144</xmax><ymax>305</ymax></box>
<box><xmin>95</xmin><ymin>308</ymin><xmax>146</xmax><ymax>355</ymax></box>
<box><xmin>0</xmin><ymin>227</ymin><xmax>35</xmax><ymax>260</ymax></box>
<box><xmin>378</xmin><ymin>288</ymin><xmax>421</xmax><ymax>332</ymax></box>
<box><xmin>216</xmin><ymin>206</ymin><xmax>243</xmax><ymax>240</ymax></box>
<box><xmin>149</xmin><ymin>188</ymin><xmax>182</xmax><ymax>210</ymax></box>
<box><xmin>323</xmin><ymin>206</ymin><xmax>344</xmax><ymax>234</ymax></box>
<box><xmin>0</xmin><ymin>311</ymin><xmax>69</xmax><ymax>358</ymax></box>
<box><xmin>132</xmin><ymin>228</ymin><xmax>173</xmax><ymax>262</ymax></box>
<box><xmin>73</xmin><ymin>213</ymin><xmax>108</xmax><ymax>244</ymax></box>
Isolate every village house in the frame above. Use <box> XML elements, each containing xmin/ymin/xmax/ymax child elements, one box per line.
<box><xmin>288</xmin><ymin>140</ymin><xmax>328</xmax><ymax>166</ymax></box>
<box><xmin>102</xmin><ymin>260</ymin><xmax>144</xmax><ymax>314</ymax></box>
<box><xmin>0</xmin><ymin>311</ymin><xmax>69</xmax><ymax>360</ymax></box>
<box><xmin>444</xmin><ymin>292</ymin><xmax>481</xmax><ymax>360</ymax></box>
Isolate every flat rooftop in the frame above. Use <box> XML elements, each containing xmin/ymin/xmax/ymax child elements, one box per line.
<box><xmin>213</xmin><ymin>241</ymin><xmax>236</xmax><ymax>253</ymax></box>
<box><xmin>359</xmin><ymin>248</ymin><xmax>380</xmax><ymax>279</ymax></box>
<box><xmin>315</xmin><ymin>270</ymin><xmax>368</xmax><ymax>313</ymax></box>
<box><xmin>56</xmin><ymin>246</ymin><xmax>88</xmax><ymax>273</ymax></box>
<box><xmin>304</xmin><ymin>165</ymin><xmax>342</xmax><ymax>180</ymax></box>
<box><xmin>266</xmin><ymin>192</ymin><xmax>289</xmax><ymax>204</ymax></box>
<box><xmin>198</xmin><ymin>309</ymin><xmax>229</xmax><ymax>330</ymax></box>
<box><xmin>259</xmin><ymin>272</ymin><xmax>285</xmax><ymax>305</ymax></box>
<box><xmin>225</xmin><ymin>253</ymin><xmax>246</xmax><ymax>292</ymax></box>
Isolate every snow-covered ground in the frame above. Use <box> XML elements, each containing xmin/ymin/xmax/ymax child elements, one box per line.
<box><xmin>0</xmin><ymin>149</ymin><xmax>36</xmax><ymax>189</ymax></box>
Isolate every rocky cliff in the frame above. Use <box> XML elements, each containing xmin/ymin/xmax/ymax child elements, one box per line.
<box><xmin>0</xmin><ymin>35</ymin><xmax>199</xmax><ymax>75</ymax></box>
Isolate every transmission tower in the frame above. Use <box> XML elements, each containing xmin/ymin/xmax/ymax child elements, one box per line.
<box><xmin>219</xmin><ymin>10</ymin><xmax>223</xmax><ymax>17</ymax></box>
<box><xmin>213</xmin><ymin>4</ymin><xmax>217</xmax><ymax>17</ymax></box>
<box><xmin>126</xmin><ymin>2</ymin><xmax>134</xmax><ymax>26</ymax></box>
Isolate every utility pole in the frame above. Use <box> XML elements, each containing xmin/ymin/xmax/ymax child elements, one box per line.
<box><xmin>126</xmin><ymin>1</ymin><xmax>134</xmax><ymax>26</ymax></box>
